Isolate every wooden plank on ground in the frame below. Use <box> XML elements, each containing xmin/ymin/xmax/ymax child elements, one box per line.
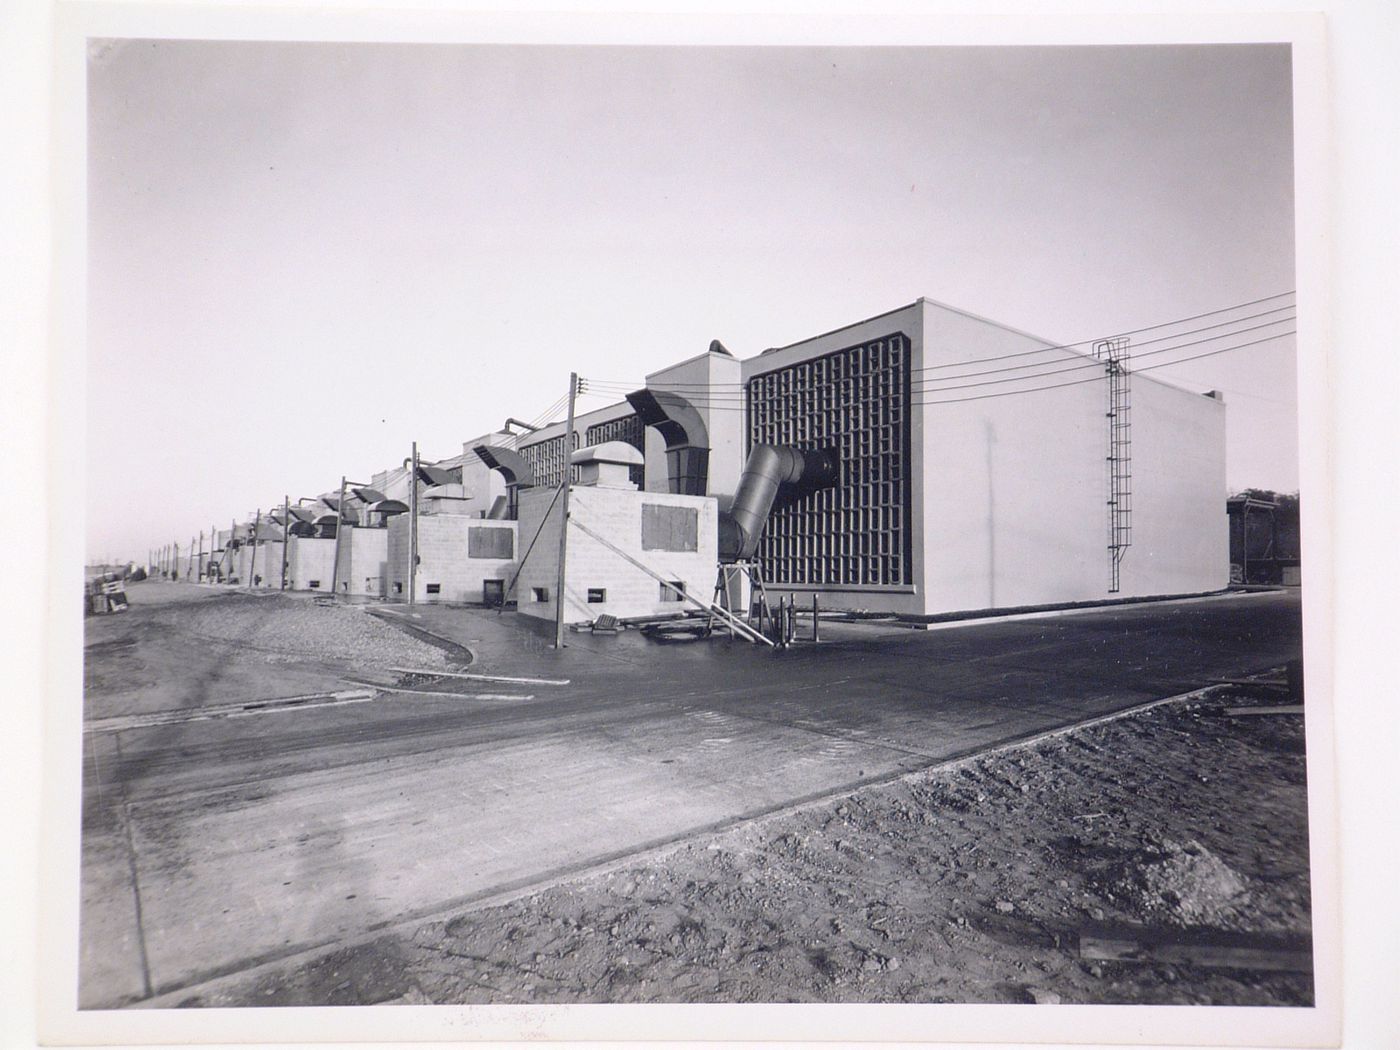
<box><xmin>1079</xmin><ymin>922</ymin><xmax>1312</xmax><ymax>973</ymax></box>
<box><xmin>387</xmin><ymin>667</ymin><xmax>569</xmax><ymax>686</ymax></box>
<box><xmin>1221</xmin><ymin>705</ymin><xmax>1305</xmax><ymax>716</ymax></box>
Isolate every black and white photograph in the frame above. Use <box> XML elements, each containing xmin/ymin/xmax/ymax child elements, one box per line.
<box><xmin>16</xmin><ymin>3</ymin><xmax>1391</xmax><ymax>1047</ymax></box>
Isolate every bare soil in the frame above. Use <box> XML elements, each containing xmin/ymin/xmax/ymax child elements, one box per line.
<box><xmin>187</xmin><ymin>686</ymin><xmax>1312</xmax><ymax>1008</ymax></box>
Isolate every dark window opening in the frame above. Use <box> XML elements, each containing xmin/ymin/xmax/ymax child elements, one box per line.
<box><xmin>532</xmin><ymin>586</ymin><xmax>550</xmax><ymax>602</ymax></box>
<box><xmin>661</xmin><ymin>580</ymin><xmax>685</xmax><ymax>602</ymax></box>
<box><xmin>587</xmin><ymin>588</ymin><xmax>606</xmax><ymax>603</ymax></box>
<box><xmin>393</xmin><ymin>582</ymin><xmax>403</xmax><ymax>594</ymax></box>
<box><xmin>309</xmin><ymin>579</ymin><xmax>321</xmax><ymax>589</ymax></box>
<box><xmin>426</xmin><ymin>583</ymin><xmax>441</xmax><ymax>595</ymax></box>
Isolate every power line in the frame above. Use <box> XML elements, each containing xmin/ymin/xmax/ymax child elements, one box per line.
<box><xmin>580</xmin><ymin>291</ymin><xmax>1296</xmax><ymax>393</ymax></box>
<box><xmin>581</xmin><ymin>329</ymin><xmax>1294</xmax><ymax>414</ymax></box>
<box><xmin>583</xmin><ymin>304</ymin><xmax>1295</xmax><ymax>396</ymax></box>
<box><xmin>584</xmin><ymin>316</ymin><xmax>1295</xmax><ymax>404</ymax></box>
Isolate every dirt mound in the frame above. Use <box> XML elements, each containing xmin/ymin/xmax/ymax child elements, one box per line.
<box><xmin>1133</xmin><ymin>839</ymin><xmax>1250</xmax><ymax>926</ymax></box>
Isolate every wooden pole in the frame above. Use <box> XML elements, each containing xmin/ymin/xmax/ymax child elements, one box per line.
<box><xmin>281</xmin><ymin>495</ymin><xmax>290</xmax><ymax>590</ymax></box>
<box><xmin>553</xmin><ymin>373</ymin><xmax>578</xmax><ymax>649</ymax></box>
<box><xmin>812</xmin><ymin>593</ymin><xmax>820</xmax><ymax>642</ymax></box>
<box><xmin>197</xmin><ymin>532</ymin><xmax>204</xmax><ymax>581</ymax></box>
<box><xmin>330</xmin><ymin>477</ymin><xmax>347</xmax><ymax>597</ymax></box>
<box><xmin>409</xmin><ymin>445</ymin><xmax>419</xmax><ymax>606</ymax></box>
<box><xmin>248</xmin><ymin>510</ymin><xmax>261</xmax><ymax>588</ymax></box>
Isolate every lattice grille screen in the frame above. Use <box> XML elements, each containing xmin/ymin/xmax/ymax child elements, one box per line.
<box><xmin>747</xmin><ymin>333</ymin><xmax>912</xmax><ymax>587</ymax></box>
<box><xmin>518</xmin><ymin>431</ymin><xmax>580</xmax><ymax>490</ymax></box>
<box><xmin>585</xmin><ymin>414</ymin><xmax>646</xmax><ymax>488</ymax></box>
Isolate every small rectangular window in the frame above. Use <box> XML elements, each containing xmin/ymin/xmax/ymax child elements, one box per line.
<box><xmin>587</xmin><ymin>588</ymin><xmax>606</xmax><ymax>603</ymax></box>
<box><xmin>426</xmin><ymin>583</ymin><xmax>441</xmax><ymax>595</ymax></box>
<box><xmin>393</xmin><ymin>582</ymin><xmax>403</xmax><ymax>594</ymax></box>
<box><xmin>532</xmin><ymin>587</ymin><xmax>550</xmax><ymax>602</ymax></box>
<box><xmin>309</xmin><ymin>579</ymin><xmax>321</xmax><ymax>589</ymax></box>
<box><xmin>661</xmin><ymin>580</ymin><xmax>685</xmax><ymax>602</ymax></box>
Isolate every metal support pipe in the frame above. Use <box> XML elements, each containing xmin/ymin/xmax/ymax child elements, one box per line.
<box><xmin>553</xmin><ymin>373</ymin><xmax>578</xmax><ymax>649</ymax></box>
<box><xmin>812</xmin><ymin>594</ymin><xmax>820</xmax><ymax>642</ymax></box>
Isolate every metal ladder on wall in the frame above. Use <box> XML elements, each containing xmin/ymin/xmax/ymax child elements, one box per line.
<box><xmin>1094</xmin><ymin>337</ymin><xmax>1133</xmax><ymax>592</ymax></box>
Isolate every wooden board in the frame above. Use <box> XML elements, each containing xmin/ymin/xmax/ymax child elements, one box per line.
<box><xmin>1079</xmin><ymin>922</ymin><xmax>1312</xmax><ymax>973</ymax></box>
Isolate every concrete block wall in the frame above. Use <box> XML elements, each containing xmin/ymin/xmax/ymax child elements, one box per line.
<box><xmin>387</xmin><ymin>514</ymin><xmax>518</xmax><ymax>603</ymax></box>
<box><xmin>516</xmin><ymin>485</ymin><xmax>718</xmax><ymax>624</ymax></box>
<box><xmin>287</xmin><ymin>537</ymin><xmax>336</xmax><ymax>592</ymax></box>
<box><xmin>235</xmin><ymin>542</ymin><xmax>285</xmax><ymax>588</ymax></box>
<box><xmin>333</xmin><ymin>526</ymin><xmax>390</xmax><ymax>597</ymax></box>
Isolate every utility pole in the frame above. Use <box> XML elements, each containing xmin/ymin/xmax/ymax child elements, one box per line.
<box><xmin>248</xmin><ymin>510</ymin><xmax>261</xmax><ymax>588</ymax></box>
<box><xmin>231</xmin><ymin>518</ymin><xmax>238</xmax><ymax>584</ymax></box>
<box><xmin>197</xmin><ymin>532</ymin><xmax>204</xmax><ymax>582</ymax></box>
<box><xmin>281</xmin><ymin>495</ymin><xmax>290</xmax><ymax>590</ymax></box>
<box><xmin>172</xmin><ymin>540</ymin><xmax>179</xmax><ymax>581</ymax></box>
<box><xmin>188</xmin><ymin>535</ymin><xmax>196</xmax><ymax>579</ymax></box>
<box><xmin>330</xmin><ymin>477</ymin><xmax>347</xmax><ymax>597</ymax></box>
<box><xmin>553</xmin><ymin>372</ymin><xmax>578</xmax><ymax>649</ymax></box>
<box><xmin>409</xmin><ymin>443</ymin><xmax>419</xmax><ymax>607</ymax></box>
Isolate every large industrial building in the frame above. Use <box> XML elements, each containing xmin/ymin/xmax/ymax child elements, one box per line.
<box><xmin>168</xmin><ymin>298</ymin><xmax>1229</xmax><ymax>627</ymax></box>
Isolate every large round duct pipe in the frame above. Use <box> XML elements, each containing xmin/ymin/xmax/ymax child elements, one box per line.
<box><xmin>719</xmin><ymin>444</ymin><xmax>839</xmax><ymax>563</ymax></box>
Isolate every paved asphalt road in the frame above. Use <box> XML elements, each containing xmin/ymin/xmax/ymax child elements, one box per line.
<box><xmin>80</xmin><ymin>588</ymin><xmax>1303</xmax><ymax>1008</ymax></box>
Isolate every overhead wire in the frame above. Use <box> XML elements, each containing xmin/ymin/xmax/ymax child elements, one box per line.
<box><xmin>579</xmin><ymin>291</ymin><xmax>1297</xmax><ymax>394</ymax></box>
<box><xmin>581</xmin><ymin>316</ymin><xmax>1296</xmax><ymax>404</ymax></box>
<box><xmin>582</xmin><ymin>305</ymin><xmax>1294</xmax><ymax>396</ymax></box>
<box><xmin>580</xmin><ymin>328</ymin><xmax>1294</xmax><ymax>413</ymax></box>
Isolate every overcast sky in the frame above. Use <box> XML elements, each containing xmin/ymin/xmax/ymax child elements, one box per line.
<box><xmin>86</xmin><ymin>40</ymin><xmax>1297</xmax><ymax>562</ymax></box>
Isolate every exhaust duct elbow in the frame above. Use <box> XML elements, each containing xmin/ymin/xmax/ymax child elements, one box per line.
<box><xmin>720</xmin><ymin>444</ymin><xmax>839</xmax><ymax>562</ymax></box>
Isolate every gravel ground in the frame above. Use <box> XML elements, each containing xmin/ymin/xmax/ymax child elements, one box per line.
<box><xmin>189</xmin><ymin>686</ymin><xmax>1312</xmax><ymax>1008</ymax></box>
<box><xmin>176</xmin><ymin>593</ymin><xmax>453</xmax><ymax>671</ymax></box>
<box><xmin>84</xmin><ymin>584</ymin><xmax>458</xmax><ymax>718</ymax></box>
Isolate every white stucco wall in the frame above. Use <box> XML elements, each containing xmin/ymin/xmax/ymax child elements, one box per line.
<box><xmin>918</xmin><ymin>299</ymin><xmax>1227</xmax><ymax>614</ymax></box>
<box><xmin>644</xmin><ymin>349</ymin><xmax>744</xmax><ymax>505</ymax></box>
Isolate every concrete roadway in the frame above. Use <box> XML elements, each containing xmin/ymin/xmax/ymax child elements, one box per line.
<box><xmin>80</xmin><ymin>589</ymin><xmax>1303</xmax><ymax>1008</ymax></box>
